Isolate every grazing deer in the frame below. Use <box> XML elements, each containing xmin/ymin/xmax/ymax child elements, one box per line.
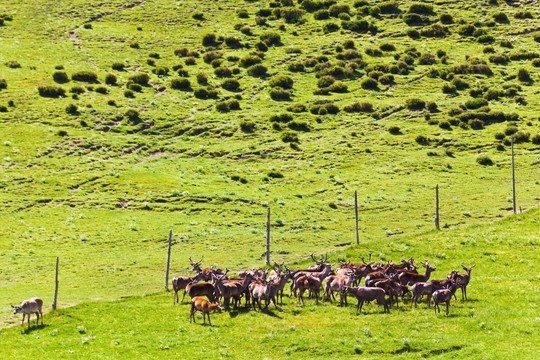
<box><xmin>398</xmin><ymin>260</ymin><xmax>436</xmax><ymax>286</ymax></box>
<box><xmin>433</xmin><ymin>279</ymin><xmax>461</xmax><ymax>315</ymax></box>
<box><xmin>448</xmin><ymin>265</ymin><xmax>475</xmax><ymax>300</ymax></box>
<box><xmin>172</xmin><ymin>272</ymin><xmax>203</xmax><ymax>304</ymax></box>
<box><xmin>12</xmin><ymin>298</ymin><xmax>43</xmax><ymax>329</ymax></box>
<box><xmin>343</xmin><ymin>286</ymin><xmax>389</xmax><ymax>313</ymax></box>
<box><xmin>189</xmin><ymin>256</ymin><xmax>226</xmax><ymax>282</ymax></box>
<box><xmin>190</xmin><ymin>297</ymin><xmax>221</xmax><ymax>326</ymax></box>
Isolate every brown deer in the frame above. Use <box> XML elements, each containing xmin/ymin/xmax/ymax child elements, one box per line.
<box><xmin>189</xmin><ymin>256</ymin><xmax>226</xmax><ymax>282</ymax></box>
<box><xmin>433</xmin><ymin>279</ymin><xmax>461</xmax><ymax>315</ymax></box>
<box><xmin>343</xmin><ymin>286</ymin><xmax>389</xmax><ymax>313</ymax></box>
<box><xmin>186</xmin><ymin>281</ymin><xmax>217</xmax><ymax>303</ymax></box>
<box><xmin>296</xmin><ymin>274</ymin><xmax>323</xmax><ymax>305</ymax></box>
<box><xmin>365</xmin><ymin>263</ymin><xmax>397</xmax><ymax>287</ymax></box>
<box><xmin>249</xmin><ymin>279</ymin><xmax>268</xmax><ymax>311</ymax></box>
<box><xmin>448</xmin><ymin>265</ymin><xmax>475</xmax><ymax>300</ymax></box>
<box><xmin>398</xmin><ymin>260</ymin><xmax>436</xmax><ymax>286</ymax></box>
<box><xmin>190</xmin><ymin>297</ymin><xmax>221</xmax><ymax>326</ymax></box>
<box><xmin>12</xmin><ymin>298</ymin><xmax>43</xmax><ymax>329</ymax></box>
<box><xmin>374</xmin><ymin>277</ymin><xmax>403</xmax><ymax>308</ymax></box>
<box><xmin>172</xmin><ymin>272</ymin><xmax>204</xmax><ymax>304</ymax></box>
<box><xmin>324</xmin><ymin>271</ymin><xmax>359</xmax><ymax>306</ymax></box>
<box><xmin>212</xmin><ymin>270</ymin><xmax>254</xmax><ymax>310</ymax></box>
<box><xmin>410</xmin><ymin>279</ymin><xmax>452</xmax><ymax>308</ymax></box>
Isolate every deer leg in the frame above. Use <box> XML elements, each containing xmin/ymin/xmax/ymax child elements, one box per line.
<box><xmin>208</xmin><ymin>313</ymin><xmax>211</xmax><ymax>326</ymax></box>
<box><xmin>445</xmin><ymin>301</ymin><xmax>449</xmax><ymax>316</ymax></box>
<box><xmin>357</xmin><ymin>300</ymin><xmax>364</xmax><ymax>313</ymax></box>
<box><xmin>21</xmin><ymin>314</ymin><xmax>25</xmax><ymax>326</ymax></box>
<box><xmin>180</xmin><ymin>290</ymin><xmax>187</xmax><ymax>304</ymax></box>
<box><xmin>464</xmin><ymin>286</ymin><xmax>467</xmax><ymax>301</ymax></box>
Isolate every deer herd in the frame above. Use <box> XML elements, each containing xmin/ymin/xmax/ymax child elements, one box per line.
<box><xmin>176</xmin><ymin>254</ymin><xmax>475</xmax><ymax>325</ymax></box>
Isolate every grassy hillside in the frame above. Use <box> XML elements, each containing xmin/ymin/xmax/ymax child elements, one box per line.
<box><xmin>0</xmin><ymin>207</ymin><xmax>538</xmax><ymax>359</ymax></box>
<box><xmin>0</xmin><ymin>0</ymin><xmax>539</xmax><ymax>357</ymax></box>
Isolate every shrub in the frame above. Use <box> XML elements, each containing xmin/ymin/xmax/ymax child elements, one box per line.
<box><xmin>127</xmin><ymin>83</ymin><xmax>142</xmax><ymax>92</ymax></box>
<box><xmin>70</xmin><ymin>86</ymin><xmax>85</xmax><ymax>94</ymax></box>
<box><xmin>192</xmin><ymin>12</ymin><xmax>204</xmax><ymax>20</ymax></box>
<box><xmin>379</xmin><ymin>74</ymin><xmax>394</xmax><ymax>85</ymax></box>
<box><xmin>329</xmin><ymin>4</ymin><xmax>351</xmax><ymax>17</ymax></box>
<box><xmin>95</xmin><ymin>86</ymin><xmax>108</xmax><ymax>94</ymax></box>
<box><xmin>451</xmin><ymin>77</ymin><xmax>469</xmax><ymax>90</ymax></box>
<box><xmin>365</xmin><ymin>48</ymin><xmax>383</xmax><ymax>57</ymax></box>
<box><xmin>286</xmin><ymin>104</ymin><xmax>306</xmax><ymax>113</ymax></box>
<box><xmin>5</xmin><ymin>60</ymin><xmax>21</xmax><ymax>68</ymax></box>
<box><xmin>468</xmin><ymin>119</ymin><xmax>484</xmax><ymax>129</ymax></box>
<box><xmin>267</xmin><ymin>171</ymin><xmax>284</xmax><ymax>179</ymax></box>
<box><xmin>407</xmin><ymin>29</ymin><xmax>420</xmax><ymax>39</ymax></box>
<box><xmin>408</xmin><ymin>2</ymin><xmax>433</xmax><ymax>14</ymax></box>
<box><xmin>379</xmin><ymin>43</ymin><xmax>396</xmax><ymax>52</ymax></box>
<box><xmin>512</xmin><ymin>130</ymin><xmax>530</xmax><ymax>143</ymax></box>
<box><xmin>534</xmin><ymin>34</ymin><xmax>540</xmax><ymax>43</ymax></box>
<box><xmin>224</xmin><ymin>36</ymin><xmax>242</xmax><ymax>48</ymax></box>
<box><xmin>288</xmin><ymin>120</ymin><xmax>310</xmax><ymax>132</ymax></box>
<box><xmin>239</xmin><ymin>55</ymin><xmax>261</xmax><ymax>68</ymax></box>
<box><xmin>406</xmin><ymin>98</ymin><xmax>425</xmax><ymax>110</ymax></box>
<box><xmin>112</xmin><ymin>62</ymin><xmax>125</xmax><ymax>71</ymax></box>
<box><xmin>532</xmin><ymin>59</ymin><xmax>540</xmax><ymax>67</ymax></box>
<box><xmin>281</xmin><ymin>7</ymin><xmax>305</xmax><ymax>23</ymax></box>
<box><xmin>439</xmin><ymin>13</ymin><xmax>453</xmax><ymax>24</ymax></box>
<box><xmin>415</xmin><ymin>135</ymin><xmax>429</xmax><ymax>145</ymax></box>
<box><xmin>439</xmin><ymin>120</ymin><xmax>452</xmax><ymax>130</ymax></box>
<box><xmin>214</xmin><ymin>67</ymin><xmax>232</xmax><ymax>78</ymax></box>
<box><xmin>269</xmin><ymin>87</ymin><xmax>292</xmax><ymax>100</ymax></box>
<box><xmin>280</xmin><ymin>131</ymin><xmax>299</xmax><ymax>143</ymax></box>
<box><xmin>342</xmin><ymin>20</ymin><xmax>370</xmax><ymax>33</ymax></box>
<box><xmin>203</xmin><ymin>51</ymin><xmax>222</xmax><ymax>64</ymax></box>
<box><xmin>269</xmin><ymin>75</ymin><xmax>293</xmax><ymax>89</ymax></box>
<box><xmin>107</xmin><ymin>99</ymin><xmax>116</xmax><ymax>106</ymax></box>
<box><xmin>361</xmin><ymin>77</ymin><xmax>378</xmax><ymax>90</ymax></box>
<box><xmin>171</xmin><ymin>78</ymin><xmax>191</xmax><ymax>90</ymax></box>
<box><xmin>237</xmin><ymin>9</ymin><xmax>249</xmax><ymax>18</ymax></box>
<box><xmin>442</xmin><ymin>83</ymin><xmax>457</xmax><ymax>94</ymax></box>
<box><xmin>185</xmin><ymin>57</ymin><xmax>196</xmax><ymax>65</ymax></box>
<box><xmin>465</xmin><ymin>98</ymin><xmax>488</xmax><ymax>109</ymax></box>
<box><xmin>105</xmin><ymin>73</ymin><xmax>117</xmax><ymax>85</ymax></box>
<box><xmin>476</xmin><ymin>155</ymin><xmax>493</xmax><ymax>166</ymax></box>
<box><xmin>531</xmin><ymin>134</ymin><xmax>540</xmax><ymax>145</ymax></box>
<box><xmin>270</xmin><ymin>114</ymin><xmax>293</xmax><ymax>123</ymax></box>
<box><xmin>247</xmin><ymin>64</ymin><xmax>268</xmax><ymax>77</ymax></box>
<box><xmin>317</xmin><ymin>75</ymin><xmax>335</xmax><ymax>88</ymax></box>
<box><xmin>202</xmin><ymin>33</ymin><xmax>217</xmax><ymax>47</ymax></box>
<box><xmin>177</xmin><ymin>69</ymin><xmax>189</xmax><ymax>77</ymax></box>
<box><xmin>313</xmin><ymin>9</ymin><xmax>329</xmax><ymax>20</ymax></box>
<box><xmin>329</xmin><ymin>82</ymin><xmax>348</xmax><ymax>93</ymax></box>
<box><xmin>493</xmin><ymin>12</ymin><xmax>509</xmax><ymax>23</ymax></box>
<box><xmin>124</xmin><ymin>89</ymin><xmax>135</xmax><ymax>98</ymax></box>
<box><xmin>260</xmin><ymin>32</ymin><xmax>281</xmax><ymax>45</ymax></box>
<box><xmin>221</xmin><ymin>78</ymin><xmax>240</xmax><ymax>91</ymax></box>
<box><xmin>418</xmin><ymin>53</ymin><xmax>436</xmax><ymax>65</ymax></box>
<box><xmin>174</xmin><ymin>48</ymin><xmax>190</xmax><ymax>57</ymax></box>
<box><xmin>129</xmin><ymin>42</ymin><xmax>139</xmax><ymax>49</ymax></box>
<box><xmin>420</xmin><ymin>24</ymin><xmax>447</xmax><ymax>38</ymax></box>
<box><xmin>0</xmin><ymin>79</ymin><xmax>6</xmax><ymax>90</ymax></box>
<box><xmin>239</xmin><ymin>120</ymin><xmax>255</xmax><ymax>132</ymax></box>
<box><xmin>53</xmin><ymin>71</ymin><xmax>69</xmax><ymax>83</ymax></box>
<box><xmin>66</xmin><ymin>104</ymin><xmax>78</xmax><ymax>114</ymax></box>
<box><xmin>56</xmin><ymin>130</ymin><xmax>68</xmax><ymax>137</ymax></box>
<box><xmin>426</xmin><ymin>102</ymin><xmax>438</xmax><ymax>112</ymax></box>
<box><xmin>125</xmin><ymin>109</ymin><xmax>141</xmax><ymax>124</ymax></box>
<box><xmin>129</xmin><ymin>73</ymin><xmax>149</xmax><ymax>85</ymax></box>
<box><xmin>517</xmin><ymin>68</ymin><xmax>531</xmax><ymax>82</ymax></box>
<box><xmin>403</xmin><ymin>13</ymin><xmax>424</xmax><ymax>26</ymax></box>
<box><xmin>38</xmin><ymin>85</ymin><xmax>65</xmax><ymax>98</ymax></box>
<box><xmin>477</xmin><ymin>35</ymin><xmax>495</xmax><ymax>44</ymax></box>
<box><xmin>152</xmin><ymin>66</ymin><xmax>169</xmax><ymax>76</ymax></box>
<box><xmin>0</xmin><ymin>105</ymin><xmax>7</xmax><ymax>112</ymax></box>
<box><xmin>388</xmin><ymin>125</ymin><xmax>401</xmax><ymax>134</ymax></box>
<box><xmin>323</xmin><ymin>22</ymin><xmax>340</xmax><ymax>33</ymax></box>
<box><xmin>196</xmin><ymin>73</ymin><xmax>208</xmax><ymax>85</ymax></box>
<box><xmin>72</xmin><ymin>71</ymin><xmax>98</xmax><ymax>82</ymax></box>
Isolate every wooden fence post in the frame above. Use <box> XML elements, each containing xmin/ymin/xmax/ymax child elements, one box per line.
<box><xmin>511</xmin><ymin>136</ymin><xmax>516</xmax><ymax>214</ymax></box>
<box><xmin>165</xmin><ymin>230</ymin><xmax>172</xmax><ymax>290</ymax></box>
<box><xmin>435</xmin><ymin>184</ymin><xmax>440</xmax><ymax>230</ymax></box>
<box><xmin>52</xmin><ymin>257</ymin><xmax>59</xmax><ymax>310</ymax></box>
<box><xmin>355</xmin><ymin>190</ymin><xmax>359</xmax><ymax>245</ymax></box>
<box><xmin>266</xmin><ymin>207</ymin><xmax>270</xmax><ymax>265</ymax></box>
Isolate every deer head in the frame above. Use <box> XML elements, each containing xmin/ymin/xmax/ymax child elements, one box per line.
<box><xmin>189</xmin><ymin>256</ymin><xmax>203</xmax><ymax>272</ymax></box>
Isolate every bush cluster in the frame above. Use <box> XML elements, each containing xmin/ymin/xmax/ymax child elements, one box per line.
<box><xmin>171</xmin><ymin>78</ymin><xmax>191</xmax><ymax>90</ymax></box>
<box><xmin>38</xmin><ymin>85</ymin><xmax>65</xmax><ymax>98</ymax></box>
<box><xmin>216</xmin><ymin>99</ymin><xmax>240</xmax><ymax>112</ymax></box>
<box><xmin>72</xmin><ymin>71</ymin><xmax>98</xmax><ymax>82</ymax></box>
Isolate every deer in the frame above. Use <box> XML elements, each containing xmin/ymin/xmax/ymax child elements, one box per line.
<box><xmin>343</xmin><ymin>286</ymin><xmax>389</xmax><ymax>313</ymax></box>
<box><xmin>364</xmin><ymin>263</ymin><xmax>397</xmax><ymax>287</ymax></box>
<box><xmin>448</xmin><ymin>265</ymin><xmax>475</xmax><ymax>300</ymax></box>
<box><xmin>374</xmin><ymin>277</ymin><xmax>404</xmax><ymax>308</ymax></box>
<box><xmin>189</xmin><ymin>256</ymin><xmax>226</xmax><ymax>282</ymax></box>
<box><xmin>12</xmin><ymin>298</ymin><xmax>43</xmax><ymax>329</ymax></box>
<box><xmin>289</xmin><ymin>255</ymin><xmax>329</xmax><ymax>297</ymax></box>
<box><xmin>433</xmin><ymin>279</ymin><xmax>461</xmax><ymax>315</ymax></box>
<box><xmin>324</xmin><ymin>271</ymin><xmax>359</xmax><ymax>306</ymax></box>
<box><xmin>296</xmin><ymin>273</ymin><xmax>323</xmax><ymax>305</ymax></box>
<box><xmin>249</xmin><ymin>279</ymin><xmax>268</xmax><ymax>311</ymax></box>
<box><xmin>410</xmin><ymin>279</ymin><xmax>452</xmax><ymax>308</ymax></box>
<box><xmin>212</xmin><ymin>270</ymin><xmax>254</xmax><ymax>310</ymax></box>
<box><xmin>190</xmin><ymin>297</ymin><xmax>221</xmax><ymax>326</ymax></box>
<box><xmin>172</xmin><ymin>272</ymin><xmax>204</xmax><ymax>304</ymax></box>
<box><xmin>307</xmin><ymin>253</ymin><xmax>329</xmax><ymax>270</ymax></box>
<box><xmin>267</xmin><ymin>262</ymin><xmax>285</xmax><ymax>283</ymax></box>
<box><xmin>186</xmin><ymin>280</ymin><xmax>217</xmax><ymax>304</ymax></box>
<box><xmin>398</xmin><ymin>260</ymin><xmax>436</xmax><ymax>286</ymax></box>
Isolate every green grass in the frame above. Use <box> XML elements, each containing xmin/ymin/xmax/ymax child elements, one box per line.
<box><xmin>0</xmin><ymin>0</ymin><xmax>539</xmax><ymax>358</ymax></box>
<box><xmin>0</xmin><ymin>208</ymin><xmax>538</xmax><ymax>359</ymax></box>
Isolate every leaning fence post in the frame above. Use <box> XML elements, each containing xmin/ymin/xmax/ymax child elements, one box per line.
<box><xmin>266</xmin><ymin>207</ymin><xmax>270</xmax><ymax>265</ymax></box>
<box><xmin>52</xmin><ymin>257</ymin><xmax>59</xmax><ymax>310</ymax></box>
<box><xmin>165</xmin><ymin>230</ymin><xmax>172</xmax><ymax>290</ymax></box>
<box><xmin>435</xmin><ymin>184</ymin><xmax>440</xmax><ymax>230</ymax></box>
<box><xmin>355</xmin><ymin>190</ymin><xmax>359</xmax><ymax>245</ymax></box>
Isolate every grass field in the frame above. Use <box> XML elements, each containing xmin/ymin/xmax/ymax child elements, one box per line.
<box><xmin>0</xmin><ymin>0</ymin><xmax>539</xmax><ymax>358</ymax></box>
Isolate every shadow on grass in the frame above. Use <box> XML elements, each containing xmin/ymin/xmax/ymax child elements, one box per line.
<box><xmin>21</xmin><ymin>323</ymin><xmax>48</xmax><ymax>334</ymax></box>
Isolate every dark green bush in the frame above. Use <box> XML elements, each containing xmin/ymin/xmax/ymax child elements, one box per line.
<box><xmin>53</xmin><ymin>71</ymin><xmax>69</xmax><ymax>83</ymax></box>
<box><xmin>5</xmin><ymin>60</ymin><xmax>21</xmax><ymax>68</ymax></box>
<box><xmin>247</xmin><ymin>64</ymin><xmax>268</xmax><ymax>77</ymax></box>
<box><xmin>38</xmin><ymin>85</ymin><xmax>65</xmax><ymax>98</ymax></box>
<box><xmin>221</xmin><ymin>78</ymin><xmax>240</xmax><ymax>91</ymax></box>
<box><xmin>420</xmin><ymin>24</ymin><xmax>448</xmax><ymax>37</ymax></box>
<box><xmin>192</xmin><ymin>12</ymin><xmax>204</xmax><ymax>20</ymax></box>
<box><xmin>174</xmin><ymin>48</ymin><xmax>190</xmax><ymax>57</ymax></box>
<box><xmin>317</xmin><ymin>75</ymin><xmax>336</xmax><ymax>88</ymax></box>
<box><xmin>171</xmin><ymin>78</ymin><xmax>191</xmax><ymax>90</ymax></box>
<box><xmin>406</xmin><ymin>98</ymin><xmax>425</xmax><ymax>110</ymax></box>
<box><xmin>0</xmin><ymin>79</ymin><xmax>6</xmax><ymax>90</ymax></box>
<box><xmin>70</xmin><ymin>86</ymin><xmax>84</xmax><ymax>94</ymax></box>
<box><xmin>269</xmin><ymin>87</ymin><xmax>292</xmax><ymax>100</ymax></box>
<box><xmin>202</xmin><ymin>33</ymin><xmax>217</xmax><ymax>47</ymax></box>
<box><xmin>270</xmin><ymin>114</ymin><xmax>293</xmax><ymax>123</ymax></box>
<box><xmin>329</xmin><ymin>82</ymin><xmax>348</xmax><ymax>93</ymax></box>
<box><xmin>439</xmin><ymin>13</ymin><xmax>453</xmax><ymax>24</ymax></box>
<box><xmin>342</xmin><ymin>20</ymin><xmax>370</xmax><ymax>33</ymax></box>
<box><xmin>407</xmin><ymin>29</ymin><xmax>420</xmax><ymax>39</ymax></box>
<box><xmin>129</xmin><ymin>73</ymin><xmax>149</xmax><ymax>85</ymax></box>
<box><xmin>415</xmin><ymin>135</ymin><xmax>429</xmax><ymax>145</ymax></box>
<box><xmin>379</xmin><ymin>43</ymin><xmax>395</xmax><ymax>52</ymax></box>
<box><xmin>512</xmin><ymin>130</ymin><xmax>530</xmax><ymax>143</ymax></box>
<box><xmin>214</xmin><ymin>67</ymin><xmax>232</xmax><ymax>78</ymax></box>
<box><xmin>0</xmin><ymin>105</ymin><xmax>7</xmax><ymax>112</ymax></box>
<box><xmin>477</xmin><ymin>35</ymin><xmax>495</xmax><ymax>44</ymax></box>
<box><xmin>408</xmin><ymin>2</ymin><xmax>433</xmax><ymax>14</ymax></box>
<box><xmin>203</xmin><ymin>51</ymin><xmax>222</xmax><ymax>64</ymax></box>
<box><xmin>388</xmin><ymin>125</ymin><xmax>401</xmax><ymax>134</ymax></box>
<box><xmin>269</xmin><ymin>75</ymin><xmax>293</xmax><ymax>89</ymax></box>
<box><xmin>281</xmin><ymin>7</ymin><xmax>304</xmax><ymax>23</ymax></box>
<box><xmin>493</xmin><ymin>12</ymin><xmax>509</xmax><ymax>23</ymax></box>
<box><xmin>280</xmin><ymin>131</ymin><xmax>299</xmax><ymax>143</ymax></box>
<box><xmin>442</xmin><ymin>83</ymin><xmax>457</xmax><ymax>94</ymax></box>
<box><xmin>439</xmin><ymin>120</ymin><xmax>452</xmax><ymax>130</ymax></box>
<box><xmin>95</xmin><ymin>86</ymin><xmax>108</xmax><ymax>94</ymax></box>
<box><xmin>125</xmin><ymin>109</ymin><xmax>141</xmax><ymax>124</ymax></box>
<box><xmin>468</xmin><ymin>119</ymin><xmax>484</xmax><ymax>129</ymax></box>
<box><xmin>239</xmin><ymin>120</ymin><xmax>255</xmax><ymax>132</ymax></box>
<box><xmin>105</xmin><ymin>73</ymin><xmax>117</xmax><ymax>85</ymax></box>
<box><xmin>476</xmin><ymin>155</ymin><xmax>493</xmax><ymax>166</ymax></box>
<box><xmin>66</xmin><ymin>104</ymin><xmax>78</xmax><ymax>114</ymax></box>
<box><xmin>237</xmin><ymin>9</ymin><xmax>249</xmax><ymax>18</ymax></box>
<box><xmin>329</xmin><ymin>4</ymin><xmax>351</xmax><ymax>17</ymax></box>
<box><xmin>112</xmin><ymin>62</ymin><xmax>125</xmax><ymax>71</ymax></box>
<box><xmin>152</xmin><ymin>66</ymin><xmax>169</xmax><ymax>76</ymax></box>
<box><xmin>260</xmin><ymin>31</ymin><xmax>281</xmax><ymax>45</ymax></box>
<box><xmin>517</xmin><ymin>68</ymin><xmax>531</xmax><ymax>82</ymax></box>
<box><xmin>127</xmin><ymin>83</ymin><xmax>142</xmax><ymax>92</ymax></box>
<box><xmin>288</xmin><ymin>120</ymin><xmax>310</xmax><ymax>131</ymax></box>
<box><xmin>361</xmin><ymin>77</ymin><xmax>378</xmax><ymax>90</ymax></box>
<box><xmin>531</xmin><ymin>59</ymin><xmax>540</xmax><ymax>67</ymax></box>
<box><xmin>465</xmin><ymin>98</ymin><xmax>488</xmax><ymax>109</ymax></box>
<box><xmin>451</xmin><ymin>77</ymin><xmax>469</xmax><ymax>90</ymax></box>
<box><xmin>129</xmin><ymin>42</ymin><xmax>139</xmax><ymax>49</ymax></box>
<box><xmin>313</xmin><ymin>9</ymin><xmax>329</xmax><ymax>20</ymax></box>
<box><xmin>403</xmin><ymin>13</ymin><xmax>424</xmax><ymax>26</ymax></box>
<box><xmin>124</xmin><ymin>89</ymin><xmax>135</xmax><ymax>98</ymax></box>
<box><xmin>267</xmin><ymin>171</ymin><xmax>284</xmax><ymax>179</ymax></box>
<box><xmin>72</xmin><ymin>71</ymin><xmax>98</xmax><ymax>83</ymax></box>
<box><xmin>239</xmin><ymin>55</ymin><xmax>261</xmax><ymax>68</ymax></box>
<box><xmin>531</xmin><ymin>134</ymin><xmax>540</xmax><ymax>145</ymax></box>
<box><xmin>323</xmin><ymin>22</ymin><xmax>340</xmax><ymax>33</ymax></box>
<box><xmin>427</xmin><ymin>102</ymin><xmax>438</xmax><ymax>112</ymax></box>
<box><xmin>286</xmin><ymin>103</ymin><xmax>306</xmax><ymax>113</ymax></box>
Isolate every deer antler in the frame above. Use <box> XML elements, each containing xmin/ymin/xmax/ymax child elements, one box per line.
<box><xmin>189</xmin><ymin>256</ymin><xmax>194</xmax><ymax>265</ymax></box>
<box><xmin>368</xmin><ymin>252</ymin><xmax>372</xmax><ymax>262</ymax></box>
<box><xmin>219</xmin><ymin>268</ymin><xmax>229</xmax><ymax>281</ymax></box>
<box><xmin>310</xmin><ymin>254</ymin><xmax>317</xmax><ymax>262</ymax></box>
